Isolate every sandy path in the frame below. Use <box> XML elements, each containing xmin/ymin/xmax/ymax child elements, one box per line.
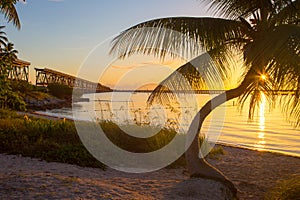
<box><xmin>0</xmin><ymin>146</ymin><xmax>299</xmax><ymax>199</ymax></box>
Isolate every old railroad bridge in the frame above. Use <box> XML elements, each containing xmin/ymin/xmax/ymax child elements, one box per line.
<box><xmin>7</xmin><ymin>58</ymin><xmax>111</xmax><ymax>92</ymax></box>
<box><xmin>34</xmin><ymin>67</ymin><xmax>111</xmax><ymax>92</ymax></box>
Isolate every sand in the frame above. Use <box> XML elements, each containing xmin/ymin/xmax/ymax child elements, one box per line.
<box><xmin>0</xmin><ymin>145</ymin><xmax>299</xmax><ymax>200</ymax></box>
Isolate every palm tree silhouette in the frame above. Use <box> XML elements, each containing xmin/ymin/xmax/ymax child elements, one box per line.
<box><xmin>1</xmin><ymin>42</ymin><xmax>18</xmax><ymax>63</ymax></box>
<box><xmin>1</xmin><ymin>42</ymin><xmax>18</xmax><ymax>76</ymax></box>
<box><xmin>0</xmin><ymin>0</ymin><xmax>25</xmax><ymax>29</ymax></box>
<box><xmin>110</xmin><ymin>0</ymin><xmax>299</xmax><ymax>192</ymax></box>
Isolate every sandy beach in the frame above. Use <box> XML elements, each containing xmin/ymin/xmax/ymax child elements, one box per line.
<box><xmin>0</xmin><ymin>145</ymin><xmax>299</xmax><ymax>200</ymax></box>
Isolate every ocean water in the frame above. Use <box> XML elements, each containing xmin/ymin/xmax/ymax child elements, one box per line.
<box><xmin>39</xmin><ymin>92</ymin><xmax>300</xmax><ymax>157</ymax></box>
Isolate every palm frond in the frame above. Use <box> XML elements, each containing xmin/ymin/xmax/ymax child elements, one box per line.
<box><xmin>0</xmin><ymin>0</ymin><xmax>21</xmax><ymax>29</ymax></box>
<box><xmin>270</xmin><ymin>0</ymin><xmax>299</xmax><ymax>25</ymax></box>
<box><xmin>110</xmin><ymin>17</ymin><xmax>246</xmax><ymax>60</ymax></box>
<box><xmin>262</xmin><ymin>25</ymin><xmax>300</xmax><ymax>86</ymax></box>
<box><xmin>244</xmin><ymin>24</ymin><xmax>300</xmax><ymax>69</ymax></box>
<box><xmin>147</xmin><ymin>46</ymin><xmax>240</xmax><ymax>105</ymax></box>
<box><xmin>265</xmin><ymin>25</ymin><xmax>300</xmax><ymax>126</ymax></box>
<box><xmin>202</xmin><ymin>0</ymin><xmax>274</xmax><ymax>19</ymax></box>
<box><xmin>239</xmin><ymin>24</ymin><xmax>299</xmax><ymax>119</ymax></box>
<box><xmin>0</xmin><ymin>26</ymin><xmax>7</xmax><ymax>48</ymax></box>
<box><xmin>237</xmin><ymin>73</ymin><xmax>276</xmax><ymax>119</ymax></box>
<box><xmin>280</xmin><ymin>90</ymin><xmax>300</xmax><ymax>127</ymax></box>
<box><xmin>1</xmin><ymin>42</ymin><xmax>18</xmax><ymax>62</ymax></box>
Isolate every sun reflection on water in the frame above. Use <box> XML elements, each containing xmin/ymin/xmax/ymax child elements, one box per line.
<box><xmin>255</xmin><ymin>93</ymin><xmax>266</xmax><ymax>150</ymax></box>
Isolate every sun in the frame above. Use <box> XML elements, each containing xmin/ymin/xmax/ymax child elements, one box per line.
<box><xmin>261</xmin><ymin>74</ymin><xmax>267</xmax><ymax>80</ymax></box>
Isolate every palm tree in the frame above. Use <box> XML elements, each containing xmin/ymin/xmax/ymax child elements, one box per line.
<box><xmin>0</xmin><ymin>42</ymin><xmax>18</xmax><ymax>77</ymax></box>
<box><xmin>0</xmin><ymin>42</ymin><xmax>17</xmax><ymax>108</ymax></box>
<box><xmin>1</xmin><ymin>42</ymin><xmax>18</xmax><ymax>63</ymax></box>
<box><xmin>110</xmin><ymin>0</ymin><xmax>299</xmax><ymax>193</ymax></box>
<box><xmin>0</xmin><ymin>0</ymin><xmax>25</xmax><ymax>29</ymax></box>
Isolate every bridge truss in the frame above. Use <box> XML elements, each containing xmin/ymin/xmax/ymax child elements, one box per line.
<box><xmin>7</xmin><ymin>59</ymin><xmax>30</xmax><ymax>82</ymax></box>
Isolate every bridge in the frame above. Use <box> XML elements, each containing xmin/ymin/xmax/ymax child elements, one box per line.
<box><xmin>7</xmin><ymin>59</ymin><xmax>30</xmax><ymax>82</ymax></box>
<box><xmin>35</xmin><ymin>67</ymin><xmax>111</xmax><ymax>92</ymax></box>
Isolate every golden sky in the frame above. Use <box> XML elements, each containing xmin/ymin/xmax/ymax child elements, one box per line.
<box><xmin>100</xmin><ymin>55</ymin><xmax>187</xmax><ymax>90</ymax></box>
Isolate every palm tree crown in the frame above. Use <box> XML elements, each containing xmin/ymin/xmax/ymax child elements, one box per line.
<box><xmin>1</xmin><ymin>42</ymin><xmax>18</xmax><ymax>61</ymax></box>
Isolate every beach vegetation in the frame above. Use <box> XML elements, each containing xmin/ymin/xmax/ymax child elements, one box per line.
<box><xmin>0</xmin><ymin>32</ymin><xmax>26</xmax><ymax>111</ymax></box>
<box><xmin>0</xmin><ymin>109</ymin><xmax>224</xmax><ymax>170</ymax></box>
<box><xmin>265</xmin><ymin>175</ymin><xmax>300</xmax><ymax>200</ymax></box>
<box><xmin>47</xmin><ymin>83</ymin><xmax>73</xmax><ymax>99</ymax></box>
<box><xmin>10</xmin><ymin>80</ymin><xmax>49</xmax><ymax>99</ymax></box>
<box><xmin>0</xmin><ymin>109</ymin><xmax>106</xmax><ymax>169</ymax></box>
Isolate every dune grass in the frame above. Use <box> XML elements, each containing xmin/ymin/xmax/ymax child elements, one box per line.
<box><xmin>265</xmin><ymin>175</ymin><xmax>300</xmax><ymax>200</ymax></box>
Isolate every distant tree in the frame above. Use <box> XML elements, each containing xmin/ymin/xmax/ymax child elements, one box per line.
<box><xmin>0</xmin><ymin>42</ymin><xmax>18</xmax><ymax>77</ymax></box>
<box><xmin>1</xmin><ymin>42</ymin><xmax>18</xmax><ymax>62</ymax></box>
<box><xmin>110</xmin><ymin>0</ymin><xmax>299</xmax><ymax>194</ymax></box>
<box><xmin>0</xmin><ymin>34</ymin><xmax>25</xmax><ymax>111</ymax></box>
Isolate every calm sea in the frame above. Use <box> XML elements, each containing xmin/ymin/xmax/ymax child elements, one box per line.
<box><xmin>39</xmin><ymin>92</ymin><xmax>300</xmax><ymax>157</ymax></box>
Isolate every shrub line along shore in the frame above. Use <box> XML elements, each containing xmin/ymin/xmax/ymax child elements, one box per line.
<box><xmin>19</xmin><ymin>110</ymin><xmax>300</xmax><ymax>159</ymax></box>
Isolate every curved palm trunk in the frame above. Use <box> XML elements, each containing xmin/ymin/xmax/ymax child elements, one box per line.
<box><xmin>185</xmin><ymin>70</ymin><xmax>254</xmax><ymax>193</ymax></box>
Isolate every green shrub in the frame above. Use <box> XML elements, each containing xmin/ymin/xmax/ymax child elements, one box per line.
<box><xmin>10</xmin><ymin>80</ymin><xmax>35</xmax><ymax>93</ymax></box>
<box><xmin>0</xmin><ymin>79</ymin><xmax>26</xmax><ymax>111</ymax></box>
<box><xmin>10</xmin><ymin>80</ymin><xmax>49</xmax><ymax>100</ymax></box>
<box><xmin>47</xmin><ymin>83</ymin><xmax>73</xmax><ymax>99</ymax></box>
<box><xmin>0</xmin><ymin>109</ymin><xmax>106</xmax><ymax>169</ymax></box>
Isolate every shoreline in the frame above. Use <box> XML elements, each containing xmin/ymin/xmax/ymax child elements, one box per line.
<box><xmin>0</xmin><ymin>144</ymin><xmax>299</xmax><ymax>199</ymax></box>
<box><xmin>216</xmin><ymin>141</ymin><xmax>300</xmax><ymax>159</ymax></box>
